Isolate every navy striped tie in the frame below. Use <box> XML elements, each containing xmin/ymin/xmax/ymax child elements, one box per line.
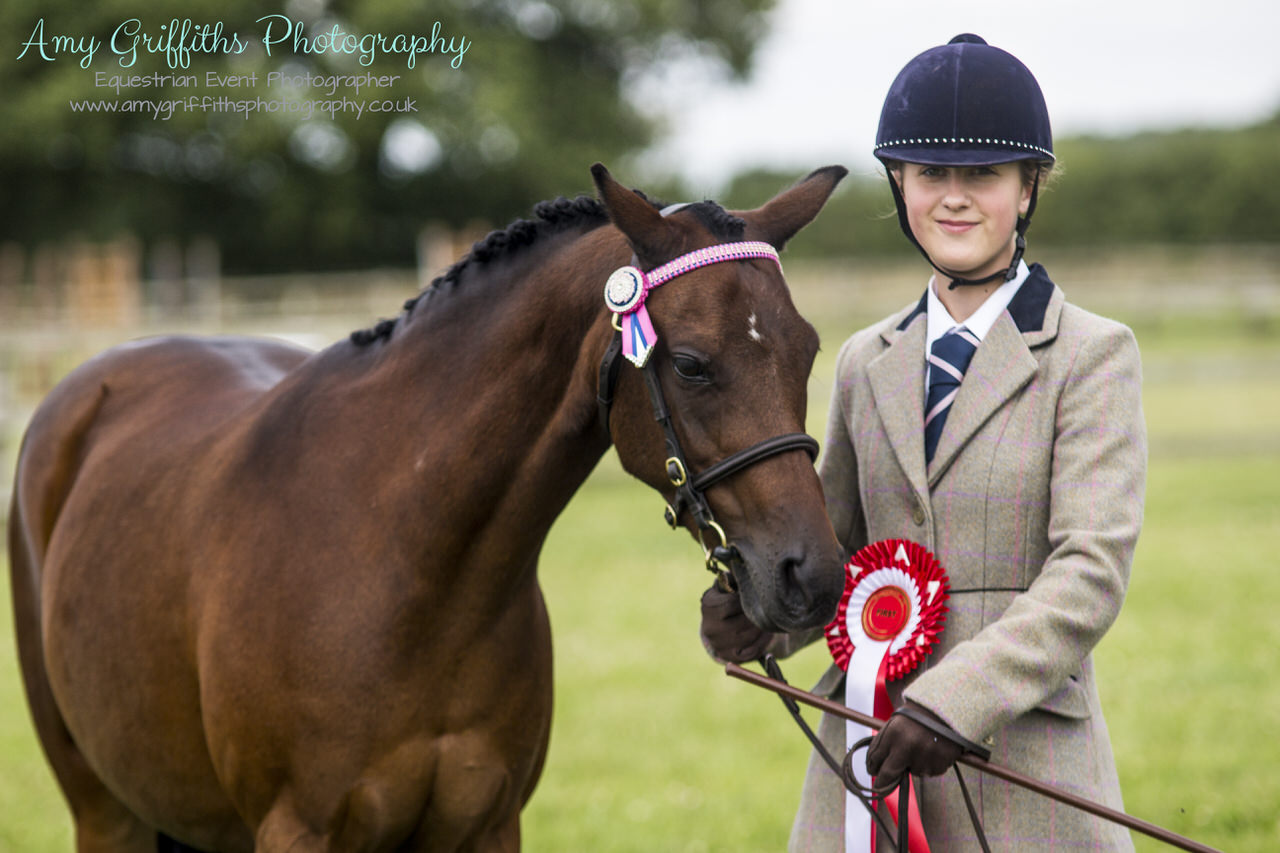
<box><xmin>924</xmin><ymin>327</ymin><xmax>979</xmax><ymax>463</ymax></box>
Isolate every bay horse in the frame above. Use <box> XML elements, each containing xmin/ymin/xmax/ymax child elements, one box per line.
<box><xmin>8</xmin><ymin>163</ymin><xmax>847</xmax><ymax>852</ymax></box>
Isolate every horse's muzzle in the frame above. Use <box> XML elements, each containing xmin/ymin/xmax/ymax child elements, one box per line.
<box><xmin>734</xmin><ymin>543</ymin><xmax>843</xmax><ymax>634</ymax></box>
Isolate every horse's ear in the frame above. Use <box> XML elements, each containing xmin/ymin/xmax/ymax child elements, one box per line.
<box><xmin>591</xmin><ymin>163</ymin><xmax>679</xmax><ymax>266</ymax></box>
<box><xmin>738</xmin><ymin>165</ymin><xmax>849</xmax><ymax>251</ymax></box>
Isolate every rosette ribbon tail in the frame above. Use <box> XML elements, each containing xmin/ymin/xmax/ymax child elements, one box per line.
<box><xmin>621</xmin><ymin>304</ymin><xmax>658</xmax><ymax>367</ymax></box>
<box><xmin>826</xmin><ymin>540</ymin><xmax>950</xmax><ymax>853</ymax></box>
<box><xmin>845</xmin><ymin>643</ymin><xmax>931</xmax><ymax>853</ymax></box>
<box><xmin>875</xmin><ymin>657</ymin><xmax>930</xmax><ymax>853</ymax></box>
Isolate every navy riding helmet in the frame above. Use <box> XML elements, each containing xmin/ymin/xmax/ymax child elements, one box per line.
<box><xmin>875</xmin><ymin>34</ymin><xmax>1055</xmax><ymax>287</ymax></box>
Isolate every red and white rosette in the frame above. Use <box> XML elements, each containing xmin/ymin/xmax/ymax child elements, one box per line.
<box><xmin>824</xmin><ymin>539</ymin><xmax>949</xmax><ymax>853</ymax></box>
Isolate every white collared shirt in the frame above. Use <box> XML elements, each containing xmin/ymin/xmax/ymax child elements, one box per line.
<box><xmin>924</xmin><ymin>260</ymin><xmax>1030</xmax><ymax>392</ymax></box>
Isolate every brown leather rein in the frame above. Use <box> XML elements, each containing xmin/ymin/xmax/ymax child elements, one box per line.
<box><xmin>726</xmin><ymin>661</ymin><xmax>1222</xmax><ymax>853</ymax></box>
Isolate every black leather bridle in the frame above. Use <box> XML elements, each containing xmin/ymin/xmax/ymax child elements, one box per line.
<box><xmin>594</xmin><ymin>241</ymin><xmax>820</xmax><ymax>588</ymax></box>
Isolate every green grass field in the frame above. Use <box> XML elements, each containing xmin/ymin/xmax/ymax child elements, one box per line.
<box><xmin>2</xmin><ymin>261</ymin><xmax>1278</xmax><ymax>851</ymax></box>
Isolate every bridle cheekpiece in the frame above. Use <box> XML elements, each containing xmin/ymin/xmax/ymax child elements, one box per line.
<box><xmin>596</xmin><ymin>239</ymin><xmax>819</xmax><ymax>589</ymax></box>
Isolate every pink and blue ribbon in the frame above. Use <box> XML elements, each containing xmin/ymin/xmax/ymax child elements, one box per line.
<box><xmin>605</xmin><ymin>240</ymin><xmax>781</xmax><ymax>368</ymax></box>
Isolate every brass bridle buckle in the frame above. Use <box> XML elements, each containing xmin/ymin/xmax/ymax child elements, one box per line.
<box><xmin>699</xmin><ymin>520</ymin><xmax>739</xmax><ymax>593</ymax></box>
<box><xmin>665</xmin><ymin>456</ymin><xmax>688</xmax><ymax>487</ymax></box>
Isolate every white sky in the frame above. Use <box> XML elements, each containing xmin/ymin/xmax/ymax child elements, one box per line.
<box><xmin>635</xmin><ymin>0</ymin><xmax>1280</xmax><ymax>191</ymax></box>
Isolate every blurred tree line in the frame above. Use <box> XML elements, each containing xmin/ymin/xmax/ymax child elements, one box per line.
<box><xmin>1</xmin><ymin>0</ymin><xmax>771</xmax><ymax>274</ymax></box>
<box><xmin>724</xmin><ymin>110</ymin><xmax>1280</xmax><ymax>260</ymax></box>
<box><xmin>3</xmin><ymin>0</ymin><xmax>1277</xmax><ymax>276</ymax></box>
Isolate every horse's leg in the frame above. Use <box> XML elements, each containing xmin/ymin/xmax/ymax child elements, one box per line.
<box><xmin>157</xmin><ymin>833</ymin><xmax>210</xmax><ymax>852</ymax></box>
<box><xmin>253</xmin><ymin>787</ymin><xmax>403</xmax><ymax>853</ymax></box>
<box><xmin>457</xmin><ymin>812</ymin><xmax>519</xmax><ymax>853</ymax></box>
<box><xmin>9</xmin><ymin>493</ymin><xmax>159</xmax><ymax>853</ymax></box>
<box><xmin>250</xmin><ymin>760</ymin><xmax>520</xmax><ymax>853</ymax></box>
<box><xmin>253</xmin><ymin>811</ymin><xmax>325</xmax><ymax>853</ymax></box>
<box><xmin>254</xmin><ymin>797</ymin><xmax>394</xmax><ymax>853</ymax></box>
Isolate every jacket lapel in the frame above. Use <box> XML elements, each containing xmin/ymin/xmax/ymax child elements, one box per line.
<box><xmin>927</xmin><ymin>265</ymin><xmax>1063</xmax><ymax>485</ymax></box>
<box><xmin>867</xmin><ymin>297</ymin><xmax>929</xmax><ymax>499</ymax></box>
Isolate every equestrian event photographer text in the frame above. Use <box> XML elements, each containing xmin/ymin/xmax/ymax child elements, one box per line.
<box><xmin>16</xmin><ymin>15</ymin><xmax>471</xmax><ymax>70</ymax></box>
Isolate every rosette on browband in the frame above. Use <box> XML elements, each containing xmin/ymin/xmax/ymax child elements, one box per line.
<box><xmin>603</xmin><ymin>241</ymin><xmax>781</xmax><ymax>367</ymax></box>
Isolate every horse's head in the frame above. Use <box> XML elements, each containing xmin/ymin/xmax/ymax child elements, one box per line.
<box><xmin>592</xmin><ymin>164</ymin><xmax>847</xmax><ymax>634</ymax></box>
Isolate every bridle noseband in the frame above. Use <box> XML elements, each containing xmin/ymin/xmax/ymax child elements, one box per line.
<box><xmin>595</xmin><ymin>240</ymin><xmax>820</xmax><ymax>588</ymax></box>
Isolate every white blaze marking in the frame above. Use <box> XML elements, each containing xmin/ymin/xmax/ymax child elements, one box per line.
<box><xmin>748</xmin><ymin>312</ymin><xmax>763</xmax><ymax>344</ymax></box>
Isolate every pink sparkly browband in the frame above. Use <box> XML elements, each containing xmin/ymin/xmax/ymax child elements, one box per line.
<box><xmin>646</xmin><ymin>241</ymin><xmax>781</xmax><ymax>289</ymax></box>
<box><xmin>604</xmin><ymin>240</ymin><xmax>782</xmax><ymax>367</ymax></box>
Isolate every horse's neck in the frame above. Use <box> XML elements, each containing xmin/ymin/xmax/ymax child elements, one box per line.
<box><xmin>283</xmin><ymin>226</ymin><xmax>622</xmax><ymax>578</ymax></box>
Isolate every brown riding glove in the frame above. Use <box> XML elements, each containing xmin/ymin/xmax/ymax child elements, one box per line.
<box><xmin>865</xmin><ymin>702</ymin><xmax>965</xmax><ymax>795</ymax></box>
<box><xmin>699</xmin><ymin>583</ymin><xmax>773</xmax><ymax>663</ymax></box>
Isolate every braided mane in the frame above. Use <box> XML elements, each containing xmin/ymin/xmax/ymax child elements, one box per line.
<box><xmin>350</xmin><ymin>194</ymin><xmax>745</xmax><ymax>346</ymax></box>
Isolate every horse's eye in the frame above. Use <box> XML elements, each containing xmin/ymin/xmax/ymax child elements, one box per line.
<box><xmin>671</xmin><ymin>354</ymin><xmax>710</xmax><ymax>383</ymax></box>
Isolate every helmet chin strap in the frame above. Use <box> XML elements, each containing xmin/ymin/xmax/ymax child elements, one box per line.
<box><xmin>887</xmin><ymin>166</ymin><xmax>1041</xmax><ymax>290</ymax></box>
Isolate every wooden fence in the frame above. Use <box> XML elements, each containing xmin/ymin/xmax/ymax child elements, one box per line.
<box><xmin>2</xmin><ymin>240</ymin><xmax>1278</xmax><ymax>517</ymax></box>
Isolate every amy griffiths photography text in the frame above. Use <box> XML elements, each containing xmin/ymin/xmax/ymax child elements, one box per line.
<box><xmin>16</xmin><ymin>14</ymin><xmax>471</xmax><ymax>70</ymax></box>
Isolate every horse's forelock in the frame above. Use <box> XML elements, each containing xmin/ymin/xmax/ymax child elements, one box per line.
<box><xmin>682</xmin><ymin>201</ymin><xmax>746</xmax><ymax>241</ymax></box>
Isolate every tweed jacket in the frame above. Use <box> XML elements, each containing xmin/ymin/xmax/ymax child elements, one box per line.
<box><xmin>787</xmin><ymin>265</ymin><xmax>1146</xmax><ymax>852</ymax></box>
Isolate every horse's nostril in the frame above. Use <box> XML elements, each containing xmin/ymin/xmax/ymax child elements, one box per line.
<box><xmin>778</xmin><ymin>550</ymin><xmax>843</xmax><ymax>625</ymax></box>
<box><xmin>778</xmin><ymin>552</ymin><xmax>810</xmax><ymax>605</ymax></box>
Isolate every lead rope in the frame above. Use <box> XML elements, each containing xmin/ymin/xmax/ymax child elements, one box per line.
<box><xmin>762</xmin><ymin>655</ymin><xmax>992</xmax><ymax>853</ymax></box>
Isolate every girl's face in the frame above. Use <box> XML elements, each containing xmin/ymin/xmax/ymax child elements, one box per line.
<box><xmin>896</xmin><ymin>162</ymin><xmax>1032</xmax><ymax>281</ymax></box>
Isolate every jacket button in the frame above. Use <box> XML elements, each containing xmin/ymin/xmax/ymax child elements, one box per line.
<box><xmin>911</xmin><ymin>498</ymin><xmax>926</xmax><ymax>525</ymax></box>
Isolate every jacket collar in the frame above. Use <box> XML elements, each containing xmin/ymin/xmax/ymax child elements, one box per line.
<box><xmin>871</xmin><ymin>263</ymin><xmax>1063</xmax><ymax>493</ymax></box>
<box><xmin>896</xmin><ymin>262</ymin><xmax>1058</xmax><ymax>337</ymax></box>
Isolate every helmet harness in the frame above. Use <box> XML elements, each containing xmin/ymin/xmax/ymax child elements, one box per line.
<box><xmin>874</xmin><ymin>34</ymin><xmax>1055</xmax><ymax>289</ymax></box>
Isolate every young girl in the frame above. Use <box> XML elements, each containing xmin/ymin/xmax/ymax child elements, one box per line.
<box><xmin>702</xmin><ymin>34</ymin><xmax>1145</xmax><ymax>851</ymax></box>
